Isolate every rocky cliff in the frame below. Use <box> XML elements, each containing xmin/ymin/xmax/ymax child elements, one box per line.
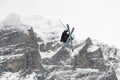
<box><xmin>0</xmin><ymin>14</ymin><xmax>45</xmax><ymax>79</ymax></box>
<box><xmin>0</xmin><ymin>14</ymin><xmax>119</xmax><ymax>80</ymax></box>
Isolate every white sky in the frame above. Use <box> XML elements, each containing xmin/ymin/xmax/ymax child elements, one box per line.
<box><xmin>0</xmin><ymin>0</ymin><xmax>120</xmax><ymax>48</ymax></box>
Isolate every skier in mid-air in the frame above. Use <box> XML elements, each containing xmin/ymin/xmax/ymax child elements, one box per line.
<box><xmin>59</xmin><ymin>19</ymin><xmax>74</xmax><ymax>51</ymax></box>
<box><xmin>61</xmin><ymin>29</ymin><xmax>73</xmax><ymax>49</ymax></box>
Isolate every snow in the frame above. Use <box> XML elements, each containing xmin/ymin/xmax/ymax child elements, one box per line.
<box><xmin>0</xmin><ymin>72</ymin><xmax>37</xmax><ymax>80</ymax></box>
<box><xmin>75</xmin><ymin>68</ymin><xmax>99</xmax><ymax>73</ymax></box>
<box><xmin>71</xmin><ymin>42</ymin><xmax>86</xmax><ymax>57</ymax></box>
<box><xmin>47</xmin><ymin>68</ymin><xmax>99</xmax><ymax>80</ymax></box>
<box><xmin>40</xmin><ymin>47</ymin><xmax>61</xmax><ymax>58</ymax></box>
<box><xmin>87</xmin><ymin>45</ymin><xmax>99</xmax><ymax>52</ymax></box>
<box><xmin>116</xmin><ymin>68</ymin><xmax>120</xmax><ymax>80</ymax></box>
<box><xmin>20</xmin><ymin>72</ymin><xmax>37</xmax><ymax>80</ymax></box>
<box><xmin>2</xmin><ymin>13</ymin><xmax>22</xmax><ymax>26</ymax></box>
<box><xmin>0</xmin><ymin>54</ymin><xmax>24</xmax><ymax>63</ymax></box>
<box><xmin>0</xmin><ymin>14</ymin><xmax>120</xmax><ymax>79</ymax></box>
<box><xmin>23</xmin><ymin>15</ymin><xmax>64</xmax><ymax>42</ymax></box>
<box><xmin>0</xmin><ymin>72</ymin><xmax>20</xmax><ymax>80</ymax></box>
<box><xmin>0</xmin><ymin>13</ymin><xmax>29</xmax><ymax>34</ymax></box>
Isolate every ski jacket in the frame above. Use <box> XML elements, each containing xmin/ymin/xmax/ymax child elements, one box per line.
<box><xmin>60</xmin><ymin>30</ymin><xmax>69</xmax><ymax>43</ymax></box>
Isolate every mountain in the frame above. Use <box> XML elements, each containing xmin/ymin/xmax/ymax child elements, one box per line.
<box><xmin>23</xmin><ymin>15</ymin><xmax>64</xmax><ymax>42</ymax></box>
<box><xmin>0</xmin><ymin>13</ymin><xmax>120</xmax><ymax>80</ymax></box>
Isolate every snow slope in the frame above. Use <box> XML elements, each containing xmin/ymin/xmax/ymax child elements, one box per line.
<box><xmin>0</xmin><ymin>72</ymin><xmax>37</xmax><ymax>80</ymax></box>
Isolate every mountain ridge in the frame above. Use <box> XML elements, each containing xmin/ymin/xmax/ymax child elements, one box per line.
<box><xmin>0</xmin><ymin>13</ymin><xmax>119</xmax><ymax>80</ymax></box>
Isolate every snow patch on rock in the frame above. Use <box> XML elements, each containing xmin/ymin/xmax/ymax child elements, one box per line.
<box><xmin>0</xmin><ymin>71</ymin><xmax>37</xmax><ymax>80</ymax></box>
<box><xmin>87</xmin><ymin>45</ymin><xmax>99</xmax><ymax>52</ymax></box>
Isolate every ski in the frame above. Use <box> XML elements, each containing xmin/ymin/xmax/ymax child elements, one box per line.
<box><xmin>67</xmin><ymin>24</ymin><xmax>74</xmax><ymax>52</ymax></box>
<box><xmin>59</xmin><ymin>19</ymin><xmax>67</xmax><ymax>29</ymax></box>
<box><xmin>59</xmin><ymin>20</ymin><xmax>75</xmax><ymax>52</ymax></box>
<box><xmin>62</xmin><ymin>26</ymin><xmax>74</xmax><ymax>51</ymax></box>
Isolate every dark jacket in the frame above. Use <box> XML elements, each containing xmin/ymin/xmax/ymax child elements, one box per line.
<box><xmin>60</xmin><ymin>30</ymin><xmax>69</xmax><ymax>43</ymax></box>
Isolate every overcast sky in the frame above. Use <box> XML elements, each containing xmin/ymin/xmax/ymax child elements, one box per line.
<box><xmin>0</xmin><ymin>0</ymin><xmax>120</xmax><ymax>48</ymax></box>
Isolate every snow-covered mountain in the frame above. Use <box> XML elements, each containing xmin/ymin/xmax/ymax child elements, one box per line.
<box><xmin>0</xmin><ymin>13</ymin><xmax>120</xmax><ymax>80</ymax></box>
<box><xmin>23</xmin><ymin>15</ymin><xmax>64</xmax><ymax>42</ymax></box>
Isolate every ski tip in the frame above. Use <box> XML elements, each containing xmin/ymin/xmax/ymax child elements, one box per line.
<box><xmin>67</xmin><ymin>24</ymin><xmax>69</xmax><ymax>27</ymax></box>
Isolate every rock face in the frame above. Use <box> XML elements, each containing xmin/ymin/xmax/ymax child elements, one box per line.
<box><xmin>0</xmin><ymin>29</ymin><xmax>28</xmax><ymax>47</ymax></box>
<box><xmin>25</xmin><ymin>27</ymin><xmax>44</xmax><ymax>73</ymax></box>
<box><xmin>43</xmin><ymin>38</ymin><xmax>118</xmax><ymax>80</ymax></box>
<box><xmin>46</xmin><ymin>66</ymin><xmax>118</xmax><ymax>80</ymax></box>
<box><xmin>42</xmin><ymin>48</ymin><xmax>70</xmax><ymax>66</ymax></box>
<box><xmin>40</xmin><ymin>41</ymin><xmax>60</xmax><ymax>52</ymax></box>
<box><xmin>74</xmin><ymin>38</ymin><xmax>105</xmax><ymax>70</ymax></box>
<box><xmin>0</xmin><ymin>27</ymin><xmax>44</xmax><ymax>73</ymax></box>
<box><xmin>0</xmin><ymin>14</ymin><xmax>119</xmax><ymax>80</ymax></box>
<box><xmin>50</xmin><ymin>48</ymin><xmax>70</xmax><ymax>65</ymax></box>
<box><xmin>0</xmin><ymin>54</ymin><xmax>25</xmax><ymax>72</ymax></box>
<box><xmin>0</xmin><ymin>26</ymin><xmax>118</xmax><ymax>80</ymax></box>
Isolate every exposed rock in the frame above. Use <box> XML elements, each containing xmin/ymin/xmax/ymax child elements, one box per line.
<box><xmin>37</xmin><ymin>37</ymin><xmax>118</xmax><ymax>80</ymax></box>
<box><xmin>47</xmin><ymin>48</ymin><xmax>70</xmax><ymax>65</ymax></box>
<box><xmin>46</xmin><ymin>67</ymin><xmax>118</xmax><ymax>80</ymax></box>
<box><xmin>0</xmin><ymin>29</ymin><xmax>29</xmax><ymax>47</ymax></box>
<box><xmin>40</xmin><ymin>43</ymin><xmax>46</xmax><ymax>52</ymax></box>
<box><xmin>85</xmin><ymin>37</ymin><xmax>92</xmax><ymax>46</ymax></box>
<box><xmin>0</xmin><ymin>14</ymin><xmax>119</xmax><ymax>80</ymax></box>
<box><xmin>40</xmin><ymin>41</ymin><xmax>60</xmax><ymax>52</ymax></box>
<box><xmin>74</xmin><ymin>38</ymin><xmax>106</xmax><ymax>70</ymax></box>
<box><xmin>0</xmin><ymin>27</ymin><xmax>44</xmax><ymax>73</ymax></box>
<box><xmin>5</xmin><ymin>55</ymin><xmax>25</xmax><ymax>72</ymax></box>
